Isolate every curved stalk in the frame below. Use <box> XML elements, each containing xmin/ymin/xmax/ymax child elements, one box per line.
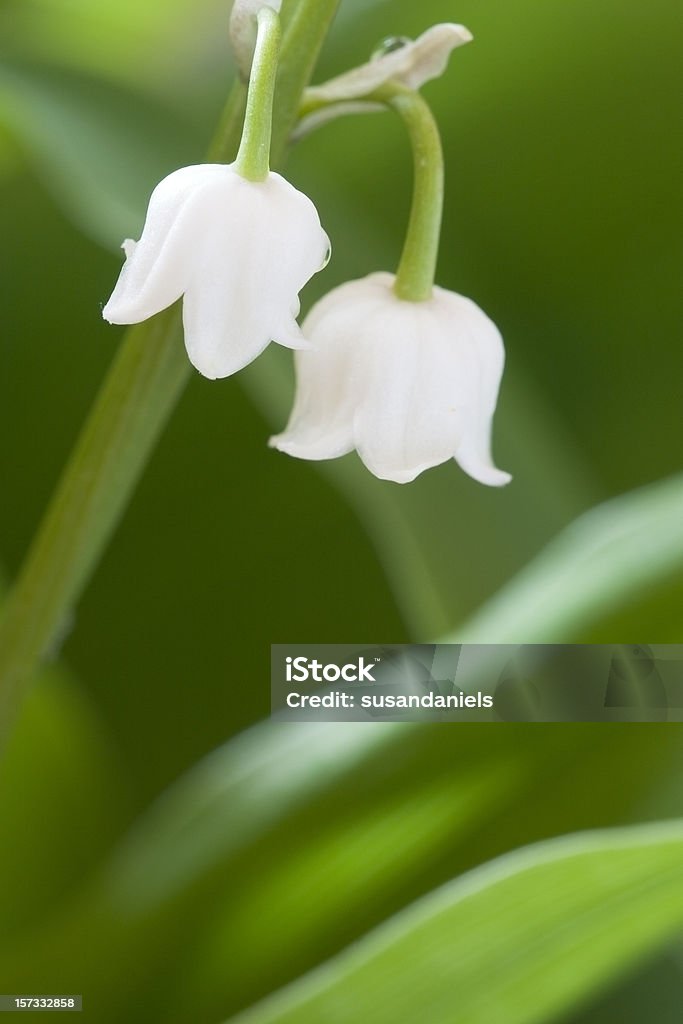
<box><xmin>371</xmin><ymin>82</ymin><xmax>444</xmax><ymax>302</ymax></box>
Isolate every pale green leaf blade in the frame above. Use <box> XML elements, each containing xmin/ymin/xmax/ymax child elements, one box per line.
<box><xmin>226</xmin><ymin>822</ymin><xmax>683</xmax><ymax>1024</ymax></box>
<box><xmin>171</xmin><ymin>756</ymin><xmax>524</xmax><ymax>1020</ymax></box>
<box><xmin>172</xmin><ymin>725</ymin><xmax>683</xmax><ymax>1021</ymax></box>
<box><xmin>103</xmin><ymin>720</ymin><xmax>403</xmax><ymax>912</ymax></box>
<box><xmin>449</xmin><ymin>471</ymin><xmax>683</xmax><ymax>643</ymax></box>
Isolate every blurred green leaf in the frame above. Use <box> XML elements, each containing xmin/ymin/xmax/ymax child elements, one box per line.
<box><xmin>449</xmin><ymin>472</ymin><xmax>683</xmax><ymax>643</ymax></box>
<box><xmin>0</xmin><ymin>714</ymin><xmax>679</xmax><ymax>1022</ymax></box>
<box><xmin>0</xmin><ymin>0</ymin><xmax>230</xmax><ymax>98</ymax></box>
<box><xmin>0</xmin><ymin>58</ymin><xmax>203</xmax><ymax>249</ymax></box>
<box><xmin>160</xmin><ymin>720</ymin><xmax>682</xmax><ymax>1021</ymax></box>
<box><xmin>172</xmin><ymin>756</ymin><xmax>524</xmax><ymax>1020</ymax></box>
<box><xmin>0</xmin><ymin>721</ymin><xmax>403</xmax><ymax>1022</ymax></box>
<box><xmin>226</xmin><ymin>821</ymin><xmax>683</xmax><ymax>1024</ymax></box>
<box><xmin>0</xmin><ymin>662</ymin><xmax>130</xmax><ymax>938</ymax></box>
<box><xmin>567</xmin><ymin>944</ymin><xmax>683</xmax><ymax>1024</ymax></box>
<box><xmin>103</xmin><ymin>720</ymin><xmax>402</xmax><ymax>911</ymax></box>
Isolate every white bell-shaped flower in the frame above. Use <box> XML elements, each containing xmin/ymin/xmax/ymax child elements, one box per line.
<box><xmin>271</xmin><ymin>272</ymin><xmax>511</xmax><ymax>485</ymax></box>
<box><xmin>102</xmin><ymin>163</ymin><xmax>330</xmax><ymax>379</ymax></box>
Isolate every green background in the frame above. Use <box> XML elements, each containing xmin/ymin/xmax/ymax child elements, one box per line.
<box><xmin>0</xmin><ymin>0</ymin><xmax>682</xmax><ymax>1021</ymax></box>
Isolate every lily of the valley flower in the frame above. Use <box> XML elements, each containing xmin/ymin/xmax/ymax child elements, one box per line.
<box><xmin>102</xmin><ymin>163</ymin><xmax>330</xmax><ymax>379</ymax></box>
<box><xmin>271</xmin><ymin>272</ymin><xmax>511</xmax><ymax>486</ymax></box>
<box><xmin>104</xmin><ymin>3</ymin><xmax>329</xmax><ymax>380</ymax></box>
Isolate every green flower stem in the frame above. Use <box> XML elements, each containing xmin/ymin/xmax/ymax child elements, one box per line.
<box><xmin>234</xmin><ymin>6</ymin><xmax>281</xmax><ymax>182</ymax></box>
<box><xmin>270</xmin><ymin>0</ymin><xmax>339</xmax><ymax>158</ymax></box>
<box><xmin>207</xmin><ymin>83</ymin><xmax>248</xmax><ymax>163</ymax></box>
<box><xmin>0</xmin><ymin>0</ymin><xmax>341</xmax><ymax>741</ymax></box>
<box><xmin>297</xmin><ymin>82</ymin><xmax>444</xmax><ymax>301</ymax></box>
<box><xmin>370</xmin><ymin>82</ymin><xmax>444</xmax><ymax>302</ymax></box>
<box><xmin>0</xmin><ymin>313</ymin><xmax>192</xmax><ymax>738</ymax></box>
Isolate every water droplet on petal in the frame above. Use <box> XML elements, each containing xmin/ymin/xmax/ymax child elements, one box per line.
<box><xmin>371</xmin><ymin>36</ymin><xmax>412</xmax><ymax>61</ymax></box>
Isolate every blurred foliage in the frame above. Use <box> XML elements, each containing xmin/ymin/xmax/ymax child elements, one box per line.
<box><xmin>2</xmin><ymin>719</ymin><xmax>683</xmax><ymax>1023</ymax></box>
<box><xmin>0</xmin><ymin>57</ymin><xmax>203</xmax><ymax>247</ymax></box>
<box><xmin>448</xmin><ymin>471</ymin><xmax>683</xmax><ymax>643</ymax></box>
<box><xmin>0</xmin><ymin>662</ymin><xmax>131</xmax><ymax>935</ymax></box>
<box><xmin>223</xmin><ymin>821</ymin><xmax>683</xmax><ymax>1024</ymax></box>
<box><xmin>0</xmin><ymin>0</ymin><xmax>682</xmax><ymax>1021</ymax></box>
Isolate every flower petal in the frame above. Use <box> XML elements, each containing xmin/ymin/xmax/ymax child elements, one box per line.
<box><xmin>269</xmin><ymin>337</ymin><xmax>356</xmax><ymax>460</ymax></box>
<box><xmin>102</xmin><ymin>164</ymin><xmax>225</xmax><ymax>325</ymax></box>
<box><xmin>271</xmin><ymin>274</ymin><xmax>392</xmax><ymax>459</ymax></box>
<box><xmin>455</xmin><ymin>434</ymin><xmax>512</xmax><ymax>487</ymax></box>
<box><xmin>431</xmin><ymin>287</ymin><xmax>512</xmax><ymax>487</ymax></box>
<box><xmin>182</xmin><ymin>171</ymin><xmax>329</xmax><ymax>379</ymax></box>
<box><xmin>274</xmin><ymin>273</ymin><xmax>510</xmax><ymax>486</ymax></box>
<box><xmin>271</xmin><ymin>317</ymin><xmax>315</xmax><ymax>351</ymax></box>
<box><xmin>353</xmin><ymin>290</ymin><xmax>470</xmax><ymax>483</ymax></box>
<box><xmin>305</xmin><ymin>24</ymin><xmax>473</xmax><ymax>105</ymax></box>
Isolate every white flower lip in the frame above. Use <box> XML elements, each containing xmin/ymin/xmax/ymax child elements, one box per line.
<box><xmin>102</xmin><ymin>163</ymin><xmax>330</xmax><ymax>380</ymax></box>
<box><xmin>270</xmin><ymin>272</ymin><xmax>511</xmax><ymax>486</ymax></box>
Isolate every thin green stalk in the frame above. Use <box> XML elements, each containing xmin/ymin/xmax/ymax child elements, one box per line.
<box><xmin>371</xmin><ymin>82</ymin><xmax>444</xmax><ymax>302</ymax></box>
<box><xmin>271</xmin><ymin>0</ymin><xmax>340</xmax><ymax>158</ymax></box>
<box><xmin>295</xmin><ymin>80</ymin><xmax>445</xmax><ymax>301</ymax></box>
<box><xmin>0</xmin><ymin>313</ymin><xmax>191</xmax><ymax>733</ymax></box>
<box><xmin>234</xmin><ymin>7</ymin><xmax>281</xmax><ymax>182</ymax></box>
<box><xmin>0</xmin><ymin>0</ymin><xmax>341</xmax><ymax>742</ymax></box>
<box><xmin>208</xmin><ymin>84</ymin><xmax>248</xmax><ymax>163</ymax></box>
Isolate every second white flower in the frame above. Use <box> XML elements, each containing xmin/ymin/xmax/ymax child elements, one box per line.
<box><xmin>271</xmin><ymin>272</ymin><xmax>511</xmax><ymax>485</ymax></box>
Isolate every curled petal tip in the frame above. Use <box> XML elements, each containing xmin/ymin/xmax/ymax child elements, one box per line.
<box><xmin>458</xmin><ymin>460</ymin><xmax>512</xmax><ymax>488</ymax></box>
<box><xmin>485</xmin><ymin>468</ymin><xmax>513</xmax><ymax>488</ymax></box>
<box><xmin>273</xmin><ymin>318</ymin><xmax>315</xmax><ymax>351</ymax></box>
<box><xmin>447</xmin><ymin>23</ymin><xmax>474</xmax><ymax>45</ymax></box>
<box><xmin>101</xmin><ymin>297</ymin><xmax>126</xmax><ymax>325</ymax></box>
